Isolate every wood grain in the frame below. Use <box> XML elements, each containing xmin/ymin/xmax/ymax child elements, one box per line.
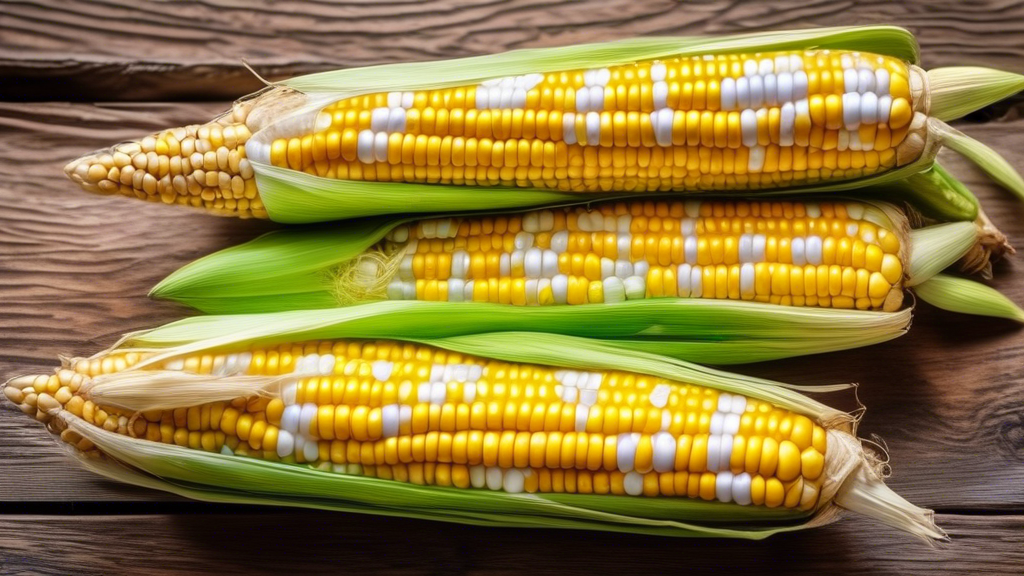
<box><xmin>1</xmin><ymin>513</ymin><xmax>1022</xmax><ymax>575</ymax></box>
<box><xmin>5</xmin><ymin>0</ymin><xmax>1024</xmax><ymax>101</ymax></box>
<box><xmin>3</xmin><ymin>1</ymin><xmax>1024</xmax><ymax>572</ymax></box>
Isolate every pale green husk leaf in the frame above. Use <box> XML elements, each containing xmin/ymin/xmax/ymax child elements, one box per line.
<box><xmin>927</xmin><ymin>67</ymin><xmax>1024</xmax><ymax>122</ymax></box>
<box><xmin>906</xmin><ymin>221</ymin><xmax>978</xmax><ymax>286</ymax></box>
<box><xmin>147</xmin><ymin>281</ymin><xmax>911</xmax><ymax>364</ymax></box>
<box><xmin>281</xmin><ymin>26</ymin><xmax>919</xmax><ymax>95</ymax></box>
<box><xmin>914</xmin><ymin>273</ymin><xmax>1024</xmax><ymax>322</ymax></box>
<box><xmin>930</xmin><ymin>119</ymin><xmax>1024</xmax><ymax>201</ymax></box>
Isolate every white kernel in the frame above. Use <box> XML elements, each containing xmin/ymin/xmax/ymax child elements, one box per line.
<box><xmin>372</xmin><ymin>360</ymin><xmax>393</xmax><ymax>383</ymax></box>
<box><xmin>764</xmin><ymin>73</ymin><xmax>777</xmax><ymax>106</ymax></box>
<box><xmin>844</xmin><ymin>68</ymin><xmax>859</xmax><ymax>93</ymax></box>
<box><xmin>388</xmin><ymin>107</ymin><xmax>406</xmax><ymax>133</ymax></box>
<box><xmin>624</xmin><ymin>276</ymin><xmax>646</xmax><ymax>299</ymax></box>
<box><xmin>485</xmin><ymin>467</ymin><xmax>503</xmax><ymax>490</ymax></box>
<box><xmin>793</xmin><ymin>70</ymin><xmax>808</xmax><ymax>100</ymax></box>
<box><xmin>276</xmin><ymin>430</ymin><xmax>294</xmax><ymax>458</ymax></box>
<box><xmin>654</xmin><ymin>108</ymin><xmax>674</xmax><ymax>146</ymax></box>
<box><xmin>791</xmin><ymin>237</ymin><xmax>806</xmax><ymax>266</ymax></box>
<box><xmin>858</xmin><ymin>69</ymin><xmax>876</xmax><ymax>94</ymax></box>
<box><xmin>624</xmin><ymin>471</ymin><xmax>644</xmax><ymax>496</ymax></box>
<box><xmin>843</xmin><ymin>92</ymin><xmax>861</xmax><ymax>130</ymax></box>
<box><xmin>720</xmin><ymin>77</ymin><xmax>736</xmax><ymax>110</ymax></box>
<box><xmin>503</xmin><ymin>469</ymin><xmax>525</xmax><ymax>493</ymax></box>
<box><xmin>732</xmin><ymin>472</ymin><xmax>753</xmax><ymax>505</ymax></box>
<box><xmin>752</xmin><ymin>234</ymin><xmax>767</xmax><ymax>261</ymax></box>
<box><xmin>603</xmin><ymin>276</ymin><xmax>626</xmax><ymax>303</ymax></box>
<box><xmin>653</xmin><ymin>82</ymin><xmax>668</xmax><ymax>109</ymax></box>
<box><xmin>724</xmin><ymin>413</ymin><xmax>741</xmax><ymax>435</ymax></box>
<box><xmin>716</xmin><ymin>471</ymin><xmax>735</xmax><ymax>502</ymax></box>
<box><xmin>779</xmin><ymin>102</ymin><xmax>795</xmax><ymax>147</ymax></box>
<box><xmin>652</xmin><ymin>432</ymin><xmax>676</xmax><ymax>472</ymax></box>
<box><xmin>740</xmin><ymin>263</ymin><xmax>755</xmax><ymax>298</ymax></box>
<box><xmin>318</xmin><ymin>354</ymin><xmax>335</xmax><ymax>375</ymax></box>
<box><xmin>777</xmin><ymin>72</ymin><xmax>793</xmax><ymax>103</ymax></box>
<box><xmin>806</xmin><ymin>235</ymin><xmax>823</xmax><ymax>265</ymax></box>
<box><xmin>617</xmin><ymin>433</ymin><xmax>640</xmax><ymax>473</ymax></box>
<box><xmin>370</xmin><ymin>107</ymin><xmax>389</xmax><ymax>131</ymax></box>
<box><xmin>373</xmin><ymin>131</ymin><xmax>389</xmax><ymax>162</ymax></box>
<box><xmin>690</xmin><ymin>265</ymin><xmax>703</xmax><ymax>298</ymax></box>
<box><xmin>736</xmin><ymin>77</ymin><xmax>750</xmax><ymax>108</ymax></box>
<box><xmin>562</xmin><ymin>112</ymin><xmax>577</xmax><ymax>145</ymax></box>
<box><xmin>749</xmin><ymin>75</ymin><xmax>764</xmax><ymax>108</ymax></box>
<box><xmin>614</xmin><ymin>259</ymin><xmax>633</xmax><ymax>278</ymax></box>
<box><xmin>381</xmin><ymin>404</ymin><xmax>400</xmax><ymax>437</ymax></box>
<box><xmin>707</xmin><ymin>434</ymin><xmax>722</xmax><ymax>471</ymax></box>
<box><xmin>552</xmin><ymin>274</ymin><xmax>569</xmax><ymax>304</ymax></box>
<box><xmin>677</xmin><ymin>263</ymin><xmax>692</xmax><ymax>297</ymax></box>
<box><xmin>650</xmin><ymin>62</ymin><xmax>666</xmax><ymax>82</ymax></box>
<box><xmin>470</xmin><ymin>465</ymin><xmax>487</xmax><ymax>488</ymax></box>
<box><xmin>875</xmin><ymin>68</ymin><xmax>891</xmax><ymax>96</ymax></box>
<box><xmin>281</xmin><ymin>404</ymin><xmax>301</xmax><ymax>434</ymax></box>
<box><xmin>585</xmin><ymin>112</ymin><xmax>601</xmax><ymax>145</ymax></box>
<box><xmin>299</xmin><ymin>403</ymin><xmax>317</xmax><ymax>434</ymax></box>
<box><xmin>576</xmin><ymin>87</ymin><xmax>590</xmax><ymax>113</ymax></box>
<box><xmin>710</xmin><ymin>412</ymin><xmax>724</xmax><ymax>435</ymax></box>
<box><xmin>740</xmin><ymin>109</ymin><xmax>758</xmax><ymax>147</ymax></box>
<box><xmin>649</xmin><ymin>384</ymin><xmax>670</xmax><ymax>408</ymax></box>
<box><xmin>878</xmin><ymin>95</ymin><xmax>892</xmax><ymax>123</ymax></box>
<box><xmin>748</xmin><ymin>145</ymin><xmax>766</xmax><ymax>172</ymax></box>
<box><xmin>356</xmin><ymin>130</ymin><xmax>374</xmax><ymax>163</ymax></box>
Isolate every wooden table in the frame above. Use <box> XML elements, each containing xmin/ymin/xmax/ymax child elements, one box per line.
<box><xmin>3</xmin><ymin>1</ymin><xmax>1023</xmax><ymax>573</ymax></box>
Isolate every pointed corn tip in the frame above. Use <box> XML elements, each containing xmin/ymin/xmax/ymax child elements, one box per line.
<box><xmin>63</xmin><ymin>152</ymin><xmax>110</xmax><ymax>196</ymax></box>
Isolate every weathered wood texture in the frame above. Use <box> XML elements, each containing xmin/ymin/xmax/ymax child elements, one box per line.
<box><xmin>2</xmin><ymin>1</ymin><xmax>1024</xmax><ymax>573</ymax></box>
<box><xmin>1</xmin><ymin>513</ymin><xmax>1023</xmax><ymax>576</ymax></box>
<box><xmin>4</xmin><ymin>0</ymin><xmax>1024</xmax><ymax>101</ymax></box>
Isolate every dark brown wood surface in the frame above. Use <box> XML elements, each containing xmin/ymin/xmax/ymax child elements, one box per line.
<box><xmin>2</xmin><ymin>1</ymin><xmax>1024</xmax><ymax>574</ymax></box>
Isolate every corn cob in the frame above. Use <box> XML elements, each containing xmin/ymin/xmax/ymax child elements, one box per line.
<box><xmin>3</xmin><ymin>322</ymin><xmax>944</xmax><ymax>540</ymax></box>
<box><xmin>154</xmin><ymin>197</ymin><xmax>1022</xmax><ymax>333</ymax></box>
<box><xmin>61</xmin><ymin>27</ymin><xmax>1024</xmax><ymax>222</ymax></box>
<box><xmin>373</xmin><ymin>198</ymin><xmax>909</xmax><ymax>311</ymax></box>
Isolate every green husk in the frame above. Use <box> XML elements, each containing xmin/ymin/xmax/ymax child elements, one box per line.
<box><xmin>930</xmin><ymin>119</ymin><xmax>1024</xmax><ymax>202</ymax></box>
<box><xmin>129</xmin><ymin>300</ymin><xmax>912</xmax><ymax>365</ymax></box>
<box><xmin>66</xmin><ymin>437</ymin><xmax>813</xmax><ymax>539</ymax></box>
<box><xmin>280</xmin><ymin>26</ymin><xmax>919</xmax><ymax>95</ymax></box>
<box><xmin>864</xmin><ymin>164</ymin><xmax>979</xmax><ymax>222</ymax></box>
<box><xmin>927</xmin><ymin>67</ymin><xmax>1024</xmax><ymax>122</ymax></box>
<box><xmin>905</xmin><ymin>221</ymin><xmax>978</xmax><ymax>286</ymax></box>
<box><xmin>914</xmin><ymin>273</ymin><xmax>1024</xmax><ymax>322</ymax></box>
<box><xmin>26</xmin><ymin>312</ymin><xmax>942</xmax><ymax>541</ymax></box>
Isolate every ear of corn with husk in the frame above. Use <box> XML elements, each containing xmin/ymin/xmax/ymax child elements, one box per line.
<box><xmin>62</xmin><ymin>26</ymin><xmax>1024</xmax><ymax>222</ymax></box>
<box><xmin>3</xmin><ymin>312</ymin><xmax>945</xmax><ymax>541</ymax></box>
<box><xmin>151</xmin><ymin>197</ymin><xmax>1022</xmax><ymax>351</ymax></box>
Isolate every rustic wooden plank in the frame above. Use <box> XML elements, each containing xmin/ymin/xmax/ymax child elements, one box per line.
<box><xmin>0</xmin><ymin>513</ymin><xmax>1021</xmax><ymax>575</ymax></box>
<box><xmin>4</xmin><ymin>0</ymin><xmax>1024</xmax><ymax>101</ymax></box>
<box><xmin>1</xmin><ymin>100</ymin><xmax>1023</xmax><ymax>513</ymax></box>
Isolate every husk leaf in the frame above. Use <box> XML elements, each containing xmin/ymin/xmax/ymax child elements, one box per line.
<box><xmin>914</xmin><ymin>273</ymin><xmax>1024</xmax><ymax>322</ymax></box>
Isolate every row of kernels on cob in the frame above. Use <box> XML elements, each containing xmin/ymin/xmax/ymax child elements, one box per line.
<box><xmin>368</xmin><ymin>199</ymin><xmax>904</xmax><ymax>310</ymax></box>
<box><xmin>9</xmin><ymin>340</ymin><xmax>826</xmax><ymax>510</ymax></box>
